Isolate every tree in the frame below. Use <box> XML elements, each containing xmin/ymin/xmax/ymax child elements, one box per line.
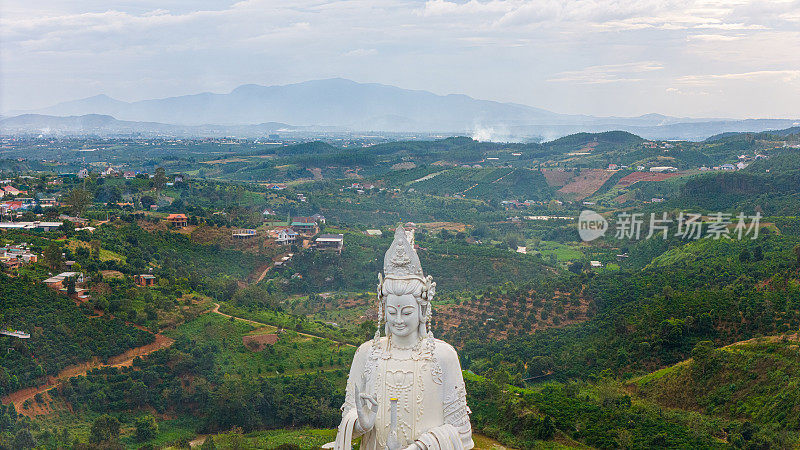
<box><xmin>691</xmin><ymin>340</ymin><xmax>717</xmax><ymax>379</ymax></box>
<box><xmin>90</xmin><ymin>414</ymin><xmax>120</xmax><ymax>445</ymax></box>
<box><xmin>794</xmin><ymin>244</ymin><xmax>800</xmax><ymax>267</ymax></box>
<box><xmin>357</xmin><ymin>319</ymin><xmax>376</xmax><ymax>341</ymax></box>
<box><xmin>568</xmin><ymin>261</ymin><xmax>583</xmax><ymax>274</ymax></box>
<box><xmin>153</xmin><ymin>167</ymin><xmax>167</xmax><ymax>192</ymax></box>
<box><xmin>134</xmin><ymin>415</ymin><xmax>158</xmax><ymax>442</ymax></box>
<box><xmin>738</xmin><ymin>248</ymin><xmax>751</xmax><ymax>262</ymax></box>
<box><xmin>65</xmin><ymin>276</ymin><xmax>76</xmax><ymax>296</ymax></box>
<box><xmin>201</xmin><ymin>436</ymin><xmax>217</xmax><ymax>450</ymax></box>
<box><xmin>140</xmin><ymin>195</ymin><xmax>156</xmax><ymax>209</ymax></box>
<box><xmin>59</xmin><ymin>220</ymin><xmax>75</xmax><ymax>235</ymax></box>
<box><xmin>64</xmin><ymin>188</ymin><xmax>92</xmax><ymax>216</ymax></box>
<box><xmin>90</xmin><ymin>239</ymin><xmax>102</xmax><ymax>259</ymax></box>
<box><xmin>13</xmin><ymin>429</ymin><xmax>35</xmax><ymax>449</ymax></box>
<box><xmin>43</xmin><ymin>243</ymin><xmax>62</xmax><ymax>270</ymax></box>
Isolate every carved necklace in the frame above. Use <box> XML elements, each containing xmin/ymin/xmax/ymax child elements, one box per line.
<box><xmin>388</xmin><ymin>334</ymin><xmax>424</xmax><ymax>352</ymax></box>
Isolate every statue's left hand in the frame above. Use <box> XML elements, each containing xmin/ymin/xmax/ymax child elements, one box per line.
<box><xmin>354</xmin><ymin>383</ymin><xmax>378</xmax><ymax>431</ymax></box>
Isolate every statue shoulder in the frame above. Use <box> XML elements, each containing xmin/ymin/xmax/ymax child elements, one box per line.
<box><xmin>432</xmin><ymin>338</ymin><xmax>460</xmax><ymax>363</ymax></box>
<box><xmin>355</xmin><ymin>337</ymin><xmax>386</xmax><ymax>356</ymax></box>
<box><xmin>356</xmin><ymin>340</ymin><xmax>374</xmax><ymax>354</ymax></box>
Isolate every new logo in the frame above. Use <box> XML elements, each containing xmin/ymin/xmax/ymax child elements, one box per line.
<box><xmin>578</xmin><ymin>210</ymin><xmax>608</xmax><ymax>242</ymax></box>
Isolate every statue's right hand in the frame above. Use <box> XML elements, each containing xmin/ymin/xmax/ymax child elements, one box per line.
<box><xmin>354</xmin><ymin>383</ymin><xmax>378</xmax><ymax>431</ymax></box>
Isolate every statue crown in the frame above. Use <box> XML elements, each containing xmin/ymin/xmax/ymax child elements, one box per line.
<box><xmin>383</xmin><ymin>224</ymin><xmax>424</xmax><ymax>281</ymax></box>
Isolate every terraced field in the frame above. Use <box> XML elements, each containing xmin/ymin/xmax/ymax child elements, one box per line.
<box><xmin>557</xmin><ymin>169</ymin><xmax>616</xmax><ymax>200</ymax></box>
<box><xmin>412</xmin><ymin>167</ymin><xmax>553</xmax><ymax>201</ymax></box>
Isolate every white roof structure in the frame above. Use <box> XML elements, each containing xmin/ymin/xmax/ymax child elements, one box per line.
<box><xmin>316</xmin><ymin>234</ymin><xmax>344</xmax><ymax>242</ymax></box>
<box><xmin>43</xmin><ymin>271</ymin><xmax>84</xmax><ymax>284</ymax></box>
<box><xmin>649</xmin><ymin>166</ymin><xmax>678</xmax><ymax>172</ymax></box>
<box><xmin>0</xmin><ymin>329</ymin><xmax>30</xmax><ymax>339</ymax></box>
<box><xmin>0</xmin><ymin>221</ymin><xmax>62</xmax><ymax>230</ymax></box>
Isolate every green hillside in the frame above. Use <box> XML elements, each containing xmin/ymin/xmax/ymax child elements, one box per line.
<box><xmin>634</xmin><ymin>336</ymin><xmax>800</xmax><ymax>437</ymax></box>
<box><xmin>0</xmin><ymin>274</ymin><xmax>154</xmax><ymax>395</ymax></box>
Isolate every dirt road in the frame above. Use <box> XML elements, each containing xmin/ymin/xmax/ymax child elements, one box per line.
<box><xmin>210</xmin><ymin>303</ymin><xmax>355</xmax><ymax>348</ymax></box>
<box><xmin>3</xmin><ymin>333</ymin><xmax>174</xmax><ymax>416</ymax></box>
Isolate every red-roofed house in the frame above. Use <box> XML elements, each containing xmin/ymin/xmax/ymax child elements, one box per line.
<box><xmin>166</xmin><ymin>213</ymin><xmax>188</xmax><ymax>228</ymax></box>
<box><xmin>2</xmin><ymin>186</ymin><xmax>22</xmax><ymax>196</ymax></box>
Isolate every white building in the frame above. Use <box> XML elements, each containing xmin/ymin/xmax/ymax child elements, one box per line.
<box><xmin>275</xmin><ymin>229</ymin><xmax>298</xmax><ymax>245</ymax></box>
<box><xmin>649</xmin><ymin>166</ymin><xmax>678</xmax><ymax>173</ymax></box>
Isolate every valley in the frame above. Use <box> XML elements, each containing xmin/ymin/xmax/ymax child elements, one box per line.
<box><xmin>0</xmin><ymin>127</ymin><xmax>799</xmax><ymax>448</ymax></box>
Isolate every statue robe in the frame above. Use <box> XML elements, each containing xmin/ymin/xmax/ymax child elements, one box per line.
<box><xmin>330</xmin><ymin>337</ymin><xmax>474</xmax><ymax>450</ymax></box>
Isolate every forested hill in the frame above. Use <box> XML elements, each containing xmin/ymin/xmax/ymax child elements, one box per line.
<box><xmin>251</xmin><ymin>132</ymin><xmax>645</xmax><ymax>160</ymax></box>
<box><xmin>706</xmin><ymin>125</ymin><xmax>800</xmax><ymax>141</ymax></box>
<box><xmin>0</xmin><ymin>274</ymin><xmax>154</xmax><ymax>396</ymax></box>
<box><xmin>461</xmin><ymin>223</ymin><xmax>800</xmax><ymax>379</ymax></box>
<box><xmin>634</xmin><ymin>336</ymin><xmax>800</xmax><ymax>432</ymax></box>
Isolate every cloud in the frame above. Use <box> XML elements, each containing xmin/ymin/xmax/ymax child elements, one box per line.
<box><xmin>677</xmin><ymin>70</ymin><xmax>800</xmax><ymax>85</ymax></box>
<box><xmin>687</xmin><ymin>33</ymin><xmax>742</xmax><ymax>41</ymax></box>
<box><xmin>344</xmin><ymin>48</ymin><xmax>378</xmax><ymax>57</ymax></box>
<box><xmin>548</xmin><ymin>61</ymin><xmax>664</xmax><ymax>84</ymax></box>
<box><xmin>1</xmin><ymin>0</ymin><xmax>799</xmax><ymax>117</ymax></box>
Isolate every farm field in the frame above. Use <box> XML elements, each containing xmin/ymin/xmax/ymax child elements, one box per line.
<box><xmin>557</xmin><ymin>169</ymin><xmax>616</xmax><ymax>200</ymax></box>
<box><xmin>532</xmin><ymin>240</ymin><xmax>584</xmax><ymax>263</ymax></box>
<box><xmin>616</xmin><ymin>170</ymin><xmax>685</xmax><ymax>187</ymax></box>
<box><xmin>411</xmin><ymin>167</ymin><xmax>553</xmax><ymax>201</ymax></box>
<box><xmin>541</xmin><ymin>168</ymin><xmax>577</xmax><ymax>187</ymax></box>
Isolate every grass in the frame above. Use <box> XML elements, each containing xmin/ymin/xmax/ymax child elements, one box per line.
<box><xmin>218</xmin><ymin>302</ymin><xmax>359</xmax><ymax>344</ymax></box>
<box><xmin>165</xmin><ymin>312</ymin><xmax>356</xmax><ymax>378</ymax></box>
<box><xmin>120</xmin><ymin>415</ymin><xmax>200</xmax><ymax>449</ymax></box>
<box><xmin>239</xmin><ymin>428</ymin><xmax>336</xmax><ymax>448</ymax></box>
<box><xmin>98</xmin><ymin>248</ymin><xmax>126</xmax><ymax>263</ymax></box>
<box><xmin>201</xmin><ymin>428</ymin><xmax>562</xmax><ymax>450</ymax></box>
<box><xmin>65</xmin><ymin>239</ymin><xmax>127</xmax><ymax>263</ymax></box>
<box><xmin>29</xmin><ymin>410</ymin><xmax>200</xmax><ymax>450</ymax></box>
<box><xmin>533</xmin><ymin>240</ymin><xmax>584</xmax><ymax>262</ymax></box>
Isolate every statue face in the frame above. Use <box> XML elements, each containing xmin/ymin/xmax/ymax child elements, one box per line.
<box><xmin>385</xmin><ymin>293</ymin><xmax>420</xmax><ymax>338</ymax></box>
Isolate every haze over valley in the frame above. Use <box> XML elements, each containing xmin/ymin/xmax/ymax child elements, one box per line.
<box><xmin>3</xmin><ymin>78</ymin><xmax>798</xmax><ymax>141</ymax></box>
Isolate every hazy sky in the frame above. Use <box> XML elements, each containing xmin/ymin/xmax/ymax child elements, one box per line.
<box><xmin>2</xmin><ymin>0</ymin><xmax>799</xmax><ymax>118</ymax></box>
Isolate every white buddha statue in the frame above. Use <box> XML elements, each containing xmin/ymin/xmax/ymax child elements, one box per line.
<box><xmin>327</xmin><ymin>225</ymin><xmax>474</xmax><ymax>450</ymax></box>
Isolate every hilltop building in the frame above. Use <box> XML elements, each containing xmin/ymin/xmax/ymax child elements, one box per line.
<box><xmin>0</xmin><ymin>221</ymin><xmax>63</xmax><ymax>231</ymax></box>
<box><xmin>166</xmin><ymin>214</ymin><xmax>188</xmax><ymax>228</ymax></box>
<box><xmin>291</xmin><ymin>217</ymin><xmax>319</xmax><ymax>235</ymax></box>
<box><xmin>43</xmin><ymin>271</ymin><xmax>85</xmax><ymax>289</ymax></box>
<box><xmin>233</xmin><ymin>229</ymin><xmax>257</xmax><ymax>239</ymax></box>
<box><xmin>649</xmin><ymin>166</ymin><xmax>678</xmax><ymax>173</ymax></box>
<box><xmin>134</xmin><ymin>274</ymin><xmax>156</xmax><ymax>287</ymax></box>
<box><xmin>276</xmin><ymin>228</ymin><xmax>298</xmax><ymax>245</ymax></box>
<box><xmin>315</xmin><ymin>234</ymin><xmax>344</xmax><ymax>253</ymax></box>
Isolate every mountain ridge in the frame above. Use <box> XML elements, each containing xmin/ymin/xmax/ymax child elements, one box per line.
<box><xmin>6</xmin><ymin>78</ymin><xmax>800</xmax><ymax>139</ymax></box>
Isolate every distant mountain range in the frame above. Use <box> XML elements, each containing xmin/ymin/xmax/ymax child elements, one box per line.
<box><xmin>2</xmin><ymin>78</ymin><xmax>798</xmax><ymax>140</ymax></box>
<box><xmin>0</xmin><ymin>114</ymin><xmax>302</xmax><ymax>138</ymax></box>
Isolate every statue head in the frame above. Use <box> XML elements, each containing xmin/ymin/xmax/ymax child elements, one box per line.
<box><xmin>376</xmin><ymin>225</ymin><xmax>436</xmax><ymax>341</ymax></box>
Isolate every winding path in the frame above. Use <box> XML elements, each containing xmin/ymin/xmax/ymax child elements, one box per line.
<box><xmin>2</xmin><ymin>333</ymin><xmax>174</xmax><ymax>416</ymax></box>
<box><xmin>210</xmin><ymin>303</ymin><xmax>355</xmax><ymax>348</ymax></box>
<box><xmin>6</xmin><ymin>302</ymin><xmax>355</xmax><ymax>416</ymax></box>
